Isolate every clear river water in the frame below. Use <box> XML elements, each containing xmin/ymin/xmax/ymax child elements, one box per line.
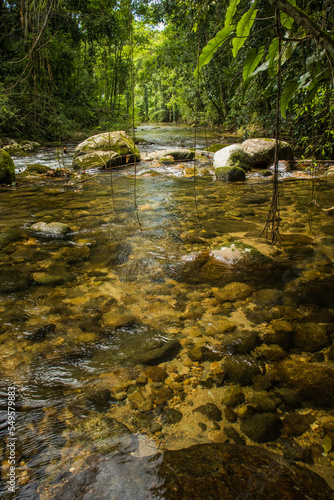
<box><xmin>1</xmin><ymin>125</ymin><xmax>334</xmax><ymax>498</ymax></box>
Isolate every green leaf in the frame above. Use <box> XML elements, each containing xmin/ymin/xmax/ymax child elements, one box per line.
<box><xmin>194</xmin><ymin>25</ymin><xmax>235</xmax><ymax>75</ymax></box>
<box><xmin>224</xmin><ymin>0</ymin><xmax>241</xmax><ymax>28</ymax></box>
<box><xmin>243</xmin><ymin>46</ymin><xmax>265</xmax><ymax>81</ymax></box>
<box><xmin>280</xmin><ymin>1</ymin><xmax>295</xmax><ymax>30</ymax></box>
<box><xmin>267</xmin><ymin>38</ymin><xmax>279</xmax><ymax>76</ymax></box>
<box><xmin>280</xmin><ymin>12</ymin><xmax>294</xmax><ymax>30</ymax></box>
<box><xmin>232</xmin><ymin>2</ymin><xmax>258</xmax><ymax>58</ymax></box>
<box><xmin>280</xmin><ymin>79</ymin><xmax>299</xmax><ymax>118</ymax></box>
<box><xmin>241</xmin><ymin>76</ymin><xmax>253</xmax><ymax>102</ymax></box>
<box><xmin>281</xmin><ymin>41</ymin><xmax>298</xmax><ymax>66</ymax></box>
<box><xmin>250</xmin><ymin>59</ymin><xmax>270</xmax><ymax>77</ymax></box>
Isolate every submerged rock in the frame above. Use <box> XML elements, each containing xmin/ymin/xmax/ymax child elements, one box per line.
<box><xmin>175</xmin><ymin>244</ymin><xmax>293</xmax><ymax>288</ymax></box>
<box><xmin>153</xmin><ymin>148</ymin><xmax>194</xmax><ymax>161</ymax></box>
<box><xmin>126</xmin><ymin>337</ymin><xmax>181</xmax><ymax>365</ymax></box>
<box><xmin>193</xmin><ymin>403</ymin><xmax>222</xmax><ymax>422</ymax></box>
<box><xmin>286</xmin><ymin>275</ymin><xmax>334</xmax><ymax>308</ymax></box>
<box><xmin>223</xmin><ymin>355</ymin><xmax>262</xmax><ymax>386</ymax></box>
<box><xmin>240</xmin><ymin>412</ymin><xmax>283</xmax><ymax>443</ymax></box>
<box><xmin>268</xmin><ymin>359</ymin><xmax>334</xmax><ymax>408</ymax></box>
<box><xmin>214</xmin><ymin>282</ymin><xmax>253</xmax><ymax>302</ymax></box>
<box><xmin>25</xmin><ymin>324</ymin><xmax>56</xmax><ymax>343</ymax></box>
<box><xmin>292</xmin><ymin>322</ymin><xmax>329</xmax><ymax>352</ymax></box>
<box><xmin>0</xmin><ymin>268</ymin><xmax>32</xmax><ymax>293</ymax></box>
<box><xmin>215</xmin><ymin>166</ymin><xmax>246</xmax><ymax>182</ymax></box>
<box><xmin>221</xmin><ymin>329</ymin><xmax>259</xmax><ymax>355</ymax></box>
<box><xmin>164</xmin><ymin>408</ymin><xmax>183</xmax><ymax>424</ymax></box>
<box><xmin>0</xmin><ymin>150</ymin><xmax>15</xmax><ymax>184</ymax></box>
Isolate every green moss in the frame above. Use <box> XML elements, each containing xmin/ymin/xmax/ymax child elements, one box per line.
<box><xmin>206</xmin><ymin>143</ymin><xmax>228</xmax><ymax>153</ymax></box>
<box><xmin>0</xmin><ymin>150</ymin><xmax>15</xmax><ymax>184</ymax></box>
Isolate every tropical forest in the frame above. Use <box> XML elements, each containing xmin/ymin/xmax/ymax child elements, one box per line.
<box><xmin>1</xmin><ymin>1</ymin><xmax>334</xmax><ymax>498</ymax></box>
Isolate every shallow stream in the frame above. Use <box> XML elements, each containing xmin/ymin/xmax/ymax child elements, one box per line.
<box><xmin>1</xmin><ymin>125</ymin><xmax>334</xmax><ymax>498</ymax></box>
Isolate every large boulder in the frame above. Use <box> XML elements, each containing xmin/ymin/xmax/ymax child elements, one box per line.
<box><xmin>50</xmin><ymin>443</ymin><xmax>334</xmax><ymax>500</ymax></box>
<box><xmin>242</xmin><ymin>138</ymin><xmax>294</xmax><ymax>168</ymax></box>
<box><xmin>0</xmin><ymin>150</ymin><xmax>16</xmax><ymax>184</ymax></box>
<box><xmin>72</xmin><ymin>131</ymin><xmax>140</xmax><ymax>170</ymax></box>
<box><xmin>214</xmin><ymin>144</ymin><xmax>253</xmax><ymax>172</ymax></box>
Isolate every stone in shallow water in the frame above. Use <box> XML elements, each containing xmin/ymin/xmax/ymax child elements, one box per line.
<box><xmin>286</xmin><ymin>275</ymin><xmax>334</xmax><ymax>308</ymax></box>
<box><xmin>176</xmin><ymin>243</ymin><xmax>299</xmax><ymax>289</ymax></box>
<box><xmin>0</xmin><ymin>268</ymin><xmax>32</xmax><ymax>293</ymax></box>
<box><xmin>268</xmin><ymin>359</ymin><xmax>334</xmax><ymax>408</ymax></box>
<box><xmin>51</xmin><ymin>443</ymin><xmax>334</xmax><ymax>499</ymax></box>
<box><xmin>25</xmin><ymin>323</ymin><xmax>56</xmax><ymax>343</ymax></box>
<box><xmin>30</xmin><ymin>221</ymin><xmax>72</xmax><ymax>238</ymax></box>
<box><xmin>221</xmin><ymin>329</ymin><xmax>259</xmax><ymax>354</ymax></box>
<box><xmin>164</xmin><ymin>408</ymin><xmax>183</xmax><ymax>424</ymax></box>
<box><xmin>126</xmin><ymin>337</ymin><xmax>181</xmax><ymax>365</ymax></box>
<box><xmin>292</xmin><ymin>322</ymin><xmax>329</xmax><ymax>352</ymax></box>
<box><xmin>193</xmin><ymin>403</ymin><xmax>222</xmax><ymax>422</ymax></box>
<box><xmin>223</xmin><ymin>355</ymin><xmax>262</xmax><ymax>386</ymax></box>
<box><xmin>214</xmin><ymin>282</ymin><xmax>253</xmax><ymax>302</ymax></box>
<box><xmin>240</xmin><ymin>412</ymin><xmax>283</xmax><ymax>443</ymax></box>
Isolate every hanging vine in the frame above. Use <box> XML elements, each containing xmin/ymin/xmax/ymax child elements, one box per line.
<box><xmin>261</xmin><ymin>8</ymin><xmax>282</xmax><ymax>244</ymax></box>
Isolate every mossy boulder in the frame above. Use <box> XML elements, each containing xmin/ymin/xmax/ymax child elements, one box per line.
<box><xmin>72</xmin><ymin>131</ymin><xmax>140</xmax><ymax>170</ymax></box>
<box><xmin>154</xmin><ymin>148</ymin><xmax>195</xmax><ymax>161</ymax></box>
<box><xmin>2</xmin><ymin>143</ymin><xmax>25</xmax><ymax>156</ymax></box>
<box><xmin>26</xmin><ymin>164</ymin><xmax>50</xmax><ymax>174</ymax></box>
<box><xmin>0</xmin><ymin>150</ymin><xmax>15</xmax><ymax>184</ymax></box>
<box><xmin>214</xmin><ymin>144</ymin><xmax>253</xmax><ymax>171</ymax></box>
<box><xmin>215</xmin><ymin>166</ymin><xmax>246</xmax><ymax>182</ymax></box>
<box><xmin>242</xmin><ymin>138</ymin><xmax>294</xmax><ymax>168</ymax></box>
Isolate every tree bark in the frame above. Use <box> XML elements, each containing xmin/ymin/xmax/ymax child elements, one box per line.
<box><xmin>266</xmin><ymin>0</ymin><xmax>334</xmax><ymax>54</ymax></box>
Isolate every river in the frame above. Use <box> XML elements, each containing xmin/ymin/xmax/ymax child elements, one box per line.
<box><xmin>1</xmin><ymin>125</ymin><xmax>334</xmax><ymax>498</ymax></box>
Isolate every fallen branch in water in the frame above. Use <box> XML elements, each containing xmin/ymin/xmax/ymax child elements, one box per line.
<box><xmin>312</xmin><ymin>199</ymin><xmax>334</xmax><ymax>215</ymax></box>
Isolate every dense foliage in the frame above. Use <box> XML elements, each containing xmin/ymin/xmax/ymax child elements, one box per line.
<box><xmin>0</xmin><ymin>0</ymin><xmax>333</xmax><ymax>156</ymax></box>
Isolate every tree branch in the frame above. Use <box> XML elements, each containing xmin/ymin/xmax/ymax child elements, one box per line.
<box><xmin>266</xmin><ymin>0</ymin><xmax>334</xmax><ymax>54</ymax></box>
